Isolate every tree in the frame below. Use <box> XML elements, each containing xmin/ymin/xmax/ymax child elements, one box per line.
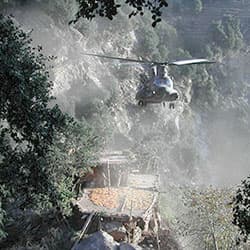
<box><xmin>44</xmin><ymin>119</ymin><xmax>101</xmax><ymax>215</ymax></box>
<box><xmin>233</xmin><ymin>175</ymin><xmax>250</xmax><ymax>243</ymax></box>
<box><xmin>0</xmin><ymin>13</ymin><xmax>66</xmax><ymax>205</ymax></box>
<box><xmin>176</xmin><ymin>188</ymin><xmax>243</xmax><ymax>250</ymax></box>
<box><xmin>211</xmin><ymin>16</ymin><xmax>243</xmax><ymax>52</ymax></box>
<box><xmin>135</xmin><ymin>25</ymin><xmax>160</xmax><ymax>59</ymax></box>
<box><xmin>71</xmin><ymin>0</ymin><xmax>168</xmax><ymax>27</ymax></box>
<box><xmin>0</xmin><ymin>14</ymin><xmax>100</xmax><ymax>241</ymax></box>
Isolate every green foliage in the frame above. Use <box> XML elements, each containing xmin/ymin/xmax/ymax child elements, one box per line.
<box><xmin>0</xmin><ymin>186</ymin><xmax>8</xmax><ymax>241</ymax></box>
<box><xmin>0</xmin><ymin>14</ymin><xmax>100</xmax><ymax>243</ymax></box>
<box><xmin>37</xmin><ymin>227</ymin><xmax>74</xmax><ymax>250</ymax></box>
<box><xmin>194</xmin><ymin>0</ymin><xmax>203</xmax><ymax>14</ymax></box>
<box><xmin>0</xmin><ymin>14</ymin><xmax>66</xmax><ymax>150</ymax></box>
<box><xmin>135</xmin><ymin>26</ymin><xmax>160</xmax><ymax>60</ymax></box>
<box><xmin>134</xmin><ymin>19</ymin><xmax>178</xmax><ymax>62</ymax></box>
<box><xmin>155</xmin><ymin>21</ymin><xmax>178</xmax><ymax>60</ymax></box>
<box><xmin>211</xmin><ymin>16</ymin><xmax>243</xmax><ymax>53</ymax></box>
<box><xmin>177</xmin><ymin>188</ymin><xmax>242</xmax><ymax>249</ymax></box>
<box><xmin>233</xmin><ymin>175</ymin><xmax>250</xmax><ymax>243</ymax></box>
<box><xmin>7</xmin><ymin>227</ymin><xmax>74</xmax><ymax>250</ymax></box>
<box><xmin>205</xmin><ymin>44</ymin><xmax>223</xmax><ymax>60</ymax></box>
<box><xmin>0</xmin><ymin>14</ymin><xmax>66</xmax><ymax>209</ymax></box>
<box><xmin>191</xmin><ymin>68</ymin><xmax>219</xmax><ymax>110</ymax></box>
<box><xmin>81</xmin><ymin>92</ymin><xmax>122</xmax><ymax>144</ymax></box>
<box><xmin>45</xmin><ymin>119</ymin><xmax>100</xmax><ymax>215</ymax></box>
<box><xmin>71</xmin><ymin>0</ymin><xmax>168</xmax><ymax>27</ymax></box>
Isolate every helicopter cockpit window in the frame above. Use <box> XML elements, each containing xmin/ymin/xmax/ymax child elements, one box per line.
<box><xmin>153</xmin><ymin>76</ymin><xmax>173</xmax><ymax>89</ymax></box>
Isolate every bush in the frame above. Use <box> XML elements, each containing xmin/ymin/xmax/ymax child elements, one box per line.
<box><xmin>233</xmin><ymin>175</ymin><xmax>250</xmax><ymax>243</ymax></box>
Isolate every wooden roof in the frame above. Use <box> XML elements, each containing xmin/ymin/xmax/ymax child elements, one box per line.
<box><xmin>98</xmin><ymin>151</ymin><xmax>136</xmax><ymax>165</ymax></box>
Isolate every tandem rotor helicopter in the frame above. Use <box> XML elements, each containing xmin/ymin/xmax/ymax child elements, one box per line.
<box><xmin>84</xmin><ymin>53</ymin><xmax>215</xmax><ymax>109</ymax></box>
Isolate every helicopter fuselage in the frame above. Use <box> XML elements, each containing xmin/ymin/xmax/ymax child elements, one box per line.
<box><xmin>135</xmin><ymin>79</ymin><xmax>179</xmax><ymax>107</ymax></box>
<box><xmin>83</xmin><ymin>53</ymin><xmax>215</xmax><ymax>108</ymax></box>
<box><xmin>136</xmin><ymin>68</ymin><xmax>179</xmax><ymax>107</ymax></box>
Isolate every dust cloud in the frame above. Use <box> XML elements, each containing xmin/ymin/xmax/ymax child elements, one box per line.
<box><xmin>8</xmin><ymin>2</ymin><xmax>249</xmax><ymax>188</ymax></box>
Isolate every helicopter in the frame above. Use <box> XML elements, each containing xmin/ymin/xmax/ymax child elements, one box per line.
<box><xmin>84</xmin><ymin>53</ymin><xmax>215</xmax><ymax>108</ymax></box>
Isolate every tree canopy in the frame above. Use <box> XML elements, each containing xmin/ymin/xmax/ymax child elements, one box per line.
<box><xmin>0</xmin><ymin>13</ymin><xmax>60</xmax><ymax>210</ymax></box>
<box><xmin>0</xmin><ymin>14</ymin><xmax>100</xmax><ymax>241</ymax></box>
<box><xmin>71</xmin><ymin>0</ymin><xmax>168</xmax><ymax>27</ymax></box>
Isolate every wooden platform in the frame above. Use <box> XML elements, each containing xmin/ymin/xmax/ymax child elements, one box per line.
<box><xmin>75</xmin><ymin>187</ymin><xmax>158</xmax><ymax>219</ymax></box>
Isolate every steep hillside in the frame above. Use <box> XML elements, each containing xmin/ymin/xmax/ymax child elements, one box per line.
<box><xmin>1</xmin><ymin>0</ymin><xmax>250</xmax><ymax>248</ymax></box>
<box><xmin>8</xmin><ymin>0</ymin><xmax>250</xmax><ymax>186</ymax></box>
<box><xmin>8</xmin><ymin>2</ymin><xmax>196</xmax><ymax>183</ymax></box>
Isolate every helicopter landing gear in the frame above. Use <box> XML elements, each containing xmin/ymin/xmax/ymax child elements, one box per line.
<box><xmin>169</xmin><ymin>103</ymin><xmax>175</xmax><ymax>109</ymax></box>
<box><xmin>138</xmin><ymin>100</ymin><xmax>146</xmax><ymax>107</ymax></box>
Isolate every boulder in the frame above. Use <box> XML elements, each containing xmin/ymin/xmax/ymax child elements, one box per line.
<box><xmin>119</xmin><ymin>243</ymin><xmax>142</xmax><ymax>250</ymax></box>
<box><xmin>74</xmin><ymin>231</ymin><xmax>119</xmax><ymax>250</ymax></box>
<box><xmin>74</xmin><ymin>231</ymin><xmax>142</xmax><ymax>250</ymax></box>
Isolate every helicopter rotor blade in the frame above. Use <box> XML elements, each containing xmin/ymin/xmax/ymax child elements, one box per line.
<box><xmin>83</xmin><ymin>53</ymin><xmax>153</xmax><ymax>64</ymax></box>
<box><xmin>83</xmin><ymin>53</ymin><xmax>215</xmax><ymax>67</ymax></box>
<box><xmin>168</xmin><ymin>59</ymin><xmax>215</xmax><ymax>66</ymax></box>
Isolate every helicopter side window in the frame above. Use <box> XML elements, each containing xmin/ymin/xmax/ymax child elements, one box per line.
<box><xmin>165</xmin><ymin>77</ymin><xmax>173</xmax><ymax>88</ymax></box>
